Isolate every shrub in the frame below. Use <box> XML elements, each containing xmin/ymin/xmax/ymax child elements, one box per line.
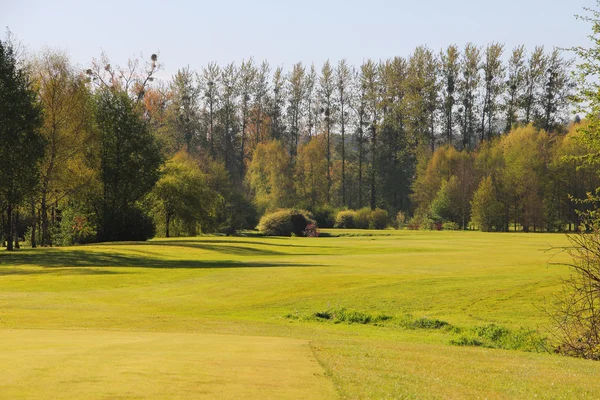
<box><xmin>355</xmin><ymin>207</ymin><xmax>371</xmax><ymax>229</ymax></box>
<box><xmin>303</xmin><ymin>223</ymin><xmax>320</xmax><ymax>237</ymax></box>
<box><xmin>442</xmin><ymin>221</ymin><xmax>460</xmax><ymax>231</ymax></box>
<box><xmin>258</xmin><ymin>209</ymin><xmax>315</xmax><ymax>237</ymax></box>
<box><xmin>395</xmin><ymin>211</ymin><xmax>406</xmax><ymax>229</ymax></box>
<box><xmin>312</xmin><ymin>206</ymin><xmax>337</xmax><ymax>228</ymax></box>
<box><xmin>369</xmin><ymin>208</ymin><xmax>389</xmax><ymax>230</ymax></box>
<box><xmin>334</xmin><ymin>210</ymin><xmax>357</xmax><ymax>228</ymax></box>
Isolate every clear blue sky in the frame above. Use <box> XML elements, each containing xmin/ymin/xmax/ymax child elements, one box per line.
<box><xmin>2</xmin><ymin>0</ymin><xmax>597</xmax><ymax>78</ymax></box>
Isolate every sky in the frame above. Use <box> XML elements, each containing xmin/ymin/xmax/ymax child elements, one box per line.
<box><xmin>1</xmin><ymin>0</ymin><xmax>597</xmax><ymax>80</ymax></box>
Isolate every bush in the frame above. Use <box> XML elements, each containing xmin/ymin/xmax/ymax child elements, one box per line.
<box><xmin>312</xmin><ymin>206</ymin><xmax>337</xmax><ymax>228</ymax></box>
<box><xmin>258</xmin><ymin>209</ymin><xmax>315</xmax><ymax>237</ymax></box>
<box><xmin>442</xmin><ymin>221</ymin><xmax>460</xmax><ymax>231</ymax></box>
<box><xmin>369</xmin><ymin>208</ymin><xmax>389</xmax><ymax>230</ymax></box>
<box><xmin>355</xmin><ymin>207</ymin><xmax>371</xmax><ymax>229</ymax></box>
<box><xmin>334</xmin><ymin>210</ymin><xmax>357</xmax><ymax>228</ymax></box>
<box><xmin>395</xmin><ymin>211</ymin><xmax>406</xmax><ymax>229</ymax></box>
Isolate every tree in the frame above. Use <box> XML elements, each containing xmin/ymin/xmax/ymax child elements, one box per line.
<box><xmin>295</xmin><ymin>135</ymin><xmax>328</xmax><ymax>209</ymax></box>
<box><xmin>335</xmin><ymin>59</ymin><xmax>352</xmax><ymax>206</ymax></box>
<box><xmin>550</xmin><ymin>2</ymin><xmax>600</xmax><ymax>360</ymax></box>
<box><xmin>238</xmin><ymin>58</ymin><xmax>256</xmax><ymax>178</ymax></box>
<box><xmin>504</xmin><ymin>46</ymin><xmax>526</xmax><ymax>132</ymax></box>
<box><xmin>150</xmin><ymin>152</ymin><xmax>218</xmax><ymax>237</ymax></box>
<box><xmin>0</xmin><ymin>36</ymin><xmax>45</xmax><ymax>250</ymax></box>
<box><xmin>440</xmin><ymin>45</ymin><xmax>460</xmax><ymax>145</ymax></box>
<box><xmin>32</xmin><ymin>49</ymin><xmax>94</xmax><ymax>246</ymax></box>
<box><xmin>287</xmin><ymin>62</ymin><xmax>305</xmax><ymax>157</ymax></box>
<box><xmin>471</xmin><ymin>176</ymin><xmax>503</xmax><ymax>231</ymax></box>
<box><xmin>169</xmin><ymin>67</ymin><xmax>202</xmax><ymax>153</ymax></box>
<box><xmin>94</xmin><ymin>89</ymin><xmax>163</xmax><ymax>241</ymax></box>
<box><xmin>199</xmin><ymin>62</ymin><xmax>220</xmax><ymax>158</ymax></box>
<box><xmin>480</xmin><ymin>43</ymin><xmax>505</xmax><ymax>142</ymax></box>
<box><xmin>319</xmin><ymin>60</ymin><xmax>335</xmax><ymax>202</ymax></box>
<box><xmin>522</xmin><ymin>47</ymin><xmax>546</xmax><ymax>125</ymax></box>
<box><xmin>458</xmin><ymin>43</ymin><xmax>481</xmax><ymax>150</ymax></box>
<box><xmin>246</xmin><ymin>140</ymin><xmax>293</xmax><ymax>213</ymax></box>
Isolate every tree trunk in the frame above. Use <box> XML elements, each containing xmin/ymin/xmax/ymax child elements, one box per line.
<box><xmin>30</xmin><ymin>198</ymin><xmax>37</xmax><ymax>248</ymax></box>
<box><xmin>14</xmin><ymin>211</ymin><xmax>20</xmax><ymax>249</ymax></box>
<box><xmin>165</xmin><ymin>213</ymin><xmax>170</xmax><ymax>238</ymax></box>
<box><xmin>41</xmin><ymin>192</ymin><xmax>49</xmax><ymax>246</ymax></box>
<box><xmin>6</xmin><ymin>203</ymin><xmax>13</xmax><ymax>251</ymax></box>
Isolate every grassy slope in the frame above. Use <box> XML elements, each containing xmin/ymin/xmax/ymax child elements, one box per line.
<box><xmin>0</xmin><ymin>230</ymin><xmax>598</xmax><ymax>398</ymax></box>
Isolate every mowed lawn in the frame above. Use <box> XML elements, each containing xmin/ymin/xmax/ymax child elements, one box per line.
<box><xmin>1</xmin><ymin>230</ymin><xmax>600</xmax><ymax>398</ymax></box>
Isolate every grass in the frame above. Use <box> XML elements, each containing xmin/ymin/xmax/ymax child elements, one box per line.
<box><xmin>1</xmin><ymin>229</ymin><xmax>599</xmax><ymax>398</ymax></box>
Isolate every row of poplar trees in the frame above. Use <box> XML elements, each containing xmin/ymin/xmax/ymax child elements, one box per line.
<box><xmin>156</xmin><ymin>43</ymin><xmax>574</xmax><ymax>214</ymax></box>
<box><xmin>0</xmin><ymin>36</ymin><xmax>581</xmax><ymax>248</ymax></box>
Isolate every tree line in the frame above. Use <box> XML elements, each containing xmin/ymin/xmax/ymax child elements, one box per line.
<box><xmin>0</xmin><ymin>34</ymin><xmax>592</xmax><ymax>248</ymax></box>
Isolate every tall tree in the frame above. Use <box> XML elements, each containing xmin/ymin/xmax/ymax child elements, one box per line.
<box><xmin>480</xmin><ymin>43</ymin><xmax>505</xmax><ymax>141</ymax></box>
<box><xmin>238</xmin><ymin>59</ymin><xmax>256</xmax><ymax>178</ymax></box>
<box><xmin>458</xmin><ymin>43</ymin><xmax>482</xmax><ymax>150</ymax></box>
<box><xmin>32</xmin><ymin>49</ymin><xmax>94</xmax><ymax>246</ymax></box>
<box><xmin>94</xmin><ymin>89</ymin><xmax>163</xmax><ymax>241</ymax></box>
<box><xmin>287</xmin><ymin>62</ymin><xmax>305</xmax><ymax>157</ymax></box>
<box><xmin>170</xmin><ymin>67</ymin><xmax>202</xmax><ymax>153</ymax></box>
<box><xmin>538</xmin><ymin>49</ymin><xmax>574</xmax><ymax>133</ymax></box>
<box><xmin>318</xmin><ymin>61</ymin><xmax>335</xmax><ymax>203</ymax></box>
<box><xmin>335</xmin><ymin>59</ymin><xmax>352</xmax><ymax>207</ymax></box>
<box><xmin>360</xmin><ymin>60</ymin><xmax>380</xmax><ymax>209</ymax></box>
<box><xmin>504</xmin><ymin>45</ymin><xmax>526</xmax><ymax>132</ymax></box>
<box><xmin>0</xmin><ymin>36</ymin><xmax>45</xmax><ymax>250</ymax></box>
<box><xmin>199</xmin><ymin>62</ymin><xmax>220</xmax><ymax>158</ymax></box>
<box><xmin>522</xmin><ymin>46</ymin><xmax>546</xmax><ymax>125</ymax></box>
<box><xmin>440</xmin><ymin>45</ymin><xmax>460</xmax><ymax>146</ymax></box>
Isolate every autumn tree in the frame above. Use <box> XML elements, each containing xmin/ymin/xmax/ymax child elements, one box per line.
<box><xmin>246</xmin><ymin>140</ymin><xmax>293</xmax><ymax>213</ymax></box>
<box><xmin>32</xmin><ymin>49</ymin><xmax>94</xmax><ymax>246</ymax></box>
<box><xmin>295</xmin><ymin>136</ymin><xmax>328</xmax><ymax>209</ymax></box>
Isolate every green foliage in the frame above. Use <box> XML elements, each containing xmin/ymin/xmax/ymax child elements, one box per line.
<box><xmin>149</xmin><ymin>152</ymin><xmax>220</xmax><ymax>237</ymax></box>
<box><xmin>450</xmin><ymin>324</ymin><xmax>547</xmax><ymax>353</ymax></box>
<box><xmin>257</xmin><ymin>209</ymin><xmax>315</xmax><ymax>237</ymax></box>
<box><xmin>442</xmin><ymin>221</ymin><xmax>460</xmax><ymax>230</ymax></box>
<box><xmin>94</xmin><ymin>89</ymin><xmax>163</xmax><ymax>242</ymax></box>
<box><xmin>334</xmin><ymin>210</ymin><xmax>357</xmax><ymax>228</ymax></box>
<box><xmin>394</xmin><ymin>211</ymin><xmax>406</xmax><ymax>229</ymax></box>
<box><xmin>470</xmin><ymin>176</ymin><xmax>503</xmax><ymax>232</ymax></box>
<box><xmin>0</xmin><ymin>36</ymin><xmax>45</xmax><ymax>250</ymax></box>
<box><xmin>311</xmin><ymin>205</ymin><xmax>338</xmax><ymax>229</ymax></box>
<box><xmin>311</xmin><ymin>307</ymin><xmax>392</xmax><ymax>325</ymax></box>
<box><xmin>247</xmin><ymin>140</ymin><xmax>294</xmax><ymax>214</ymax></box>
<box><xmin>355</xmin><ymin>207</ymin><xmax>371</xmax><ymax>229</ymax></box>
<box><xmin>430</xmin><ymin>176</ymin><xmax>460</xmax><ymax>223</ymax></box>
<box><xmin>57</xmin><ymin>205</ymin><xmax>97</xmax><ymax>246</ymax></box>
<box><xmin>398</xmin><ymin>315</ymin><xmax>450</xmax><ymax>330</ymax></box>
<box><xmin>368</xmin><ymin>208</ymin><xmax>389</xmax><ymax>229</ymax></box>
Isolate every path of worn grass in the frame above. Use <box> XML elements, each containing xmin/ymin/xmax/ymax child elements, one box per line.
<box><xmin>1</xmin><ymin>230</ymin><xmax>599</xmax><ymax>398</ymax></box>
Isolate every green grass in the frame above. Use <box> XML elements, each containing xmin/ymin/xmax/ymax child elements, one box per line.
<box><xmin>1</xmin><ymin>229</ymin><xmax>598</xmax><ymax>398</ymax></box>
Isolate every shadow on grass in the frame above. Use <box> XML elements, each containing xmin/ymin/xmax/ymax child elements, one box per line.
<box><xmin>0</xmin><ymin>267</ymin><xmax>122</xmax><ymax>276</ymax></box>
<box><xmin>0</xmin><ymin>248</ymin><xmax>322</xmax><ymax>272</ymax></box>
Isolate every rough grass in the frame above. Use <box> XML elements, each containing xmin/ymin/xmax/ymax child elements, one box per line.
<box><xmin>1</xmin><ymin>229</ymin><xmax>599</xmax><ymax>398</ymax></box>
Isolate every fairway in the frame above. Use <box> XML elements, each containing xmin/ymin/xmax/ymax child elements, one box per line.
<box><xmin>0</xmin><ymin>329</ymin><xmax>335</xmax><ymax>399</ymax></box>
<box><xmin>2</xmin><ymin>230</ymin><xmax>600</xmax><ymax>398</ymax></box>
